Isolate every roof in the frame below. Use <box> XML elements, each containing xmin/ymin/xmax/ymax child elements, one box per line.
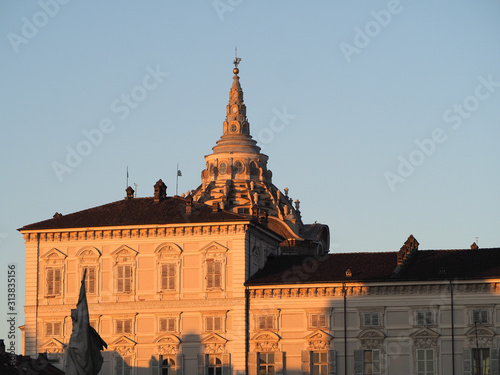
<box><xmin>19</xmin><ymin>196</ymin><xmax>251</xmax><ymax>231</ymax></box>
<box><xmin>247</xmin><ymin>247</ymin><xmax>500</xmax><ymax>285</ymax></box>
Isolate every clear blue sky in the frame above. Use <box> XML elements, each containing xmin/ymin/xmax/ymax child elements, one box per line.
<box><xmin>1</xmin><ymin>0</ymin><xmax>499</xmax><ymax>346</ymax></box>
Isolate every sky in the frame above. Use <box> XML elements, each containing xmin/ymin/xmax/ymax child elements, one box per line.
<box><xmin>1</xmin><ymin>0</ymin><xmax>499</xmax><ymax>348</ymax></box>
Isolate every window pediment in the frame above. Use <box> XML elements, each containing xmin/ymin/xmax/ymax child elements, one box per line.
<box><xmin>41</xmin><ymin>248</ymin><xmax>67</xmax><ymax>263</ymax></box>
<box><xmin>358</xmin><ymin>329</ymin><xmax>385</xmax><ymax>350</ymax></box>
<box><xmin>155</xmin><ymin>243</ymin><xmax>183</xmax><ymax>257</ymax></box>
<box><xmin>40</xmin><ymin>338</ymin><xmax>64</xmax><ymax>354</ymax></box>
<box><xmin>304</xmin><ymin>329</ymin><xmax>333</xmax><ymax>350</ymax></box>
<box><xmin>201</xmin><ymin>333</ymin><xmax>228</xmax><ymax>354</ymax></box>
<box><xmin>111</xmin><ymin>245</ymin><xmax>138</xmax><ymax>260</ymax></box>
<box><xmin>109</xmin><ymin>336</ymin><xmax>137</xmax><ymax>347</ymax></box>
<box><xmin>410</xmin><ymin>327</ymin><xmax>439</xmax><ymax>340</ymax></box>
<box><xmin>76</xmin><ymin>247</ymin><xmax>101</xmax><ymax>259</ymax></box>
<box><xmin>251</xmin><ymin>331</ymin><xmax>281</xmax><ymax>342</ymax></box>
<box><xmin>199</xmin><ymin>242</ymin><xmax>228</xmax><ymax>256</ymax></box>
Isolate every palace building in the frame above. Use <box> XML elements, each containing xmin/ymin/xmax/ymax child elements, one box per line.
<box><xmin>20</xmin><ymin>58</ymin><xmax>500</xmax><ymax>375</ymax></box>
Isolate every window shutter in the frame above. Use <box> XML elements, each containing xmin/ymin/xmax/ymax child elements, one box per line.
<box><xmin>482</xmin><ymin>310</ymin><xmax>489</xmax><ymax>323</ymax></box>
<box><xmin>258</xmin><ymin>316</ymin><xmax>265</xmax><ymax>330</ymax></box>
<box><xmin>327</xmin><ymin>350</ymin><xmax>336</xmax><ymax>375</ymax></box>
<box><xmin>46</xmin><ymin>269</ymin><xmax>53</xmax><ymax>295</ymax></box>
<box><xmin>214</xmin><ymin>262</ymin><xmax>222</xmax><ymax>289</ymax></box>
<box><xmin>474</xmin><ymin>310</ymin><xmax>480</xmax><ymax>323</ymax></box>
<box><xmin>416</xmin><ymin>312</ymin><xmax>424</xmax><ymax>325</ymax></box>
<box><xmin>301</xmin><ymin>350</ymin><xmax>311</xmax><ymax>375</ymax></box>
<box><xmin>175</xmin><ymin>354</ymin><xmax>183</xmax><ymax>375</ymax></box>
<box><xmin>115</xmin><ymin>356</ymin><xmax>123</xmax><ymax>375</ymax></box>
<box><xmin>161</xmin><ymin>265</ymin><xmax>168</xmax><ymax>290</ymax></box>
<box><xmin>319</xmin><ymin>314</ymin><xmax>327</xmax><ymax>328</ymax></box>
<box><xmin>363</xmin><ymin>313</ymin><xmax>370</xmax><ymax>326</ymax></box>
<box><xmin>215</xmin><ymin>317</ymin><xmax>222</xmax><ymax>331</ymax></box>
<box><xmin>117</xmin><ymin>266</ymin><xmax>124</xmax><ymax>293</ymax></box>
<box><xmin>125</xmin><ymin>319</ymin><xmax>132</xmax><ymax>333</ymax></box>
<box><xmin>491</xmin><ymin>348</ymin><xmax>500</xmax><ymax>375</ymax></box>
<box><xmin>151</xmin><ymin>355</ymin><xmax>159</xmax><ymax>375</ymax></box>
<box><xmin>267</xmin><ymin>315</ymin><xmax>274</xmax><ymax>329</ymax></box>
<box><xmin>169</xmin><ymin>318</ymin><xmax>176</xmax><ymax>332</ymax></box>
<box><xmin>373</xmin><ymin>350</ymin><xmax>381</xmax><ymax>375</ymax></box>
<box><xmin>169</xmin><ymin>264</ymin><xmax>176</xmax><ymax>290</ymax></box>
<box><xmin>275</xmin><ymin>351</ymin><xmax>284</xmax><ymax>375</ymax></box>
<box><xmin>206</xmin><ymin>317</ymin><xmax>212</xmax><ymax>331</ymax></box>
<box><xmin>354</xmin><ymin>350</ymin><xmax>364</xmax><ymax>375</ymax></box>
<box><xmin>88</xmin><ymin>267</ymin><xmax>96</xmax><ymax>294</ymax></box>
<box><xmin>207</xmin><ymin>261</ymin><xmax>214</xmax><ymax>289</ymax></box>
<box><xmin>46</xmin><ymin>323</ymin><xmax>52</xmax><ymax>336</ymax></box>
<box><xmin>248</xmin><ymin>352</ymin><xmax>258</xmax><ymax>375</ymax></box>
<box><xmin>54</xmin><ymin>268</ymin><xmax>61</xmax><ymax>295</ymax></box>
<box><xmin>116</xmin><ymin>320</ymin><xmax>122</xmax><ymax>334</ymax></box>
<box><xmin>372</xmin><ymin>313</ymin><xmax>379</xmax><ymax>326</ymax></box>
<box><xmin>463</xmin><ymin>348</ymin><xmax>472</xmax><ymax>375</ymax></box>
<box><xmin>198</xmin><ymin>354</ymin><xmax>205</xmax><ymax>375</ymax></box>
<box><xmin>124</xmin><ymin>266</ymin><xmax>132</xmax><ymax>293</ymax></box>
<box><xmin>54</xmin><ymin>322</ymin><xmax>61</xmax><ymax>336</ymax></box>
<box><xmin>222</xmin><ymin>353</ymin><xmax>230</xmax><ymax>375</ymax></box>
<box><xmin>425</xmin><ymin>311</ymin><xmax>433</xmax><ymax>325</ymax></box>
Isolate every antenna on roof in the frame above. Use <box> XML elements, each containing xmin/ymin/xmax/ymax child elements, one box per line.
<box><xmin>475</xmin><ymin>236</ymin><xmax>479</xmax><ymax>246</ymax></box>
<box><xmin>126</xmin><ymin>166</ymin><xmax>129</xmax><ymax>188</ymax></box>
<box><xmin>134</xmin><ymin>183</ymin><xmax>137</xmax><ymax>198</ymax></box>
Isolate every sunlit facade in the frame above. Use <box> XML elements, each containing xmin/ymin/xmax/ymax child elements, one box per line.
<box><xmin>20</xmin><ymin>60</ymin><xmax>500</xmax><ymax>375</ymax></box>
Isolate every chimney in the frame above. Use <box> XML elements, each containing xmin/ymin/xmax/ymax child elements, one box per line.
<box><xmin>125</xmin><ymin>186</ymin><xmax>135</xmax><ymax>200</ymax></box>
<box><xmin>470</xmin><ymin>242</ymin><xmax>479</xmax><ymax>250</ymax></box>
<box><xmin>185</xmin><ymin>192</ymin><xmax>193</xmax><ymax>214</ymax></box>
<box><xmin>154</xmin><ymin>179</ymin><xmax>167</xmax><ymax>203</ymax></box>
<box><xmin>397</xmin><ymin>234</ymin><xmax>419</xmax><ymax>266</ymax></box>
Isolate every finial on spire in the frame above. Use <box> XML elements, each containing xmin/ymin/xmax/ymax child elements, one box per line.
<box><xmin>233</xmin><ymin>47</ymin><xmax>241</xmax><ymax>74</ymax></box>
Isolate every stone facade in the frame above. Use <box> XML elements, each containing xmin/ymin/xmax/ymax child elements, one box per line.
<box><xmin>20</xmin><ymin>59</ymin><xmax>500</xmax><ymax>375</ymax></box>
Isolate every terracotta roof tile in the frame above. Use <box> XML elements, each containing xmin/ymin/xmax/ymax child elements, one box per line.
<box><xmin>19</xmin><ymin>197</ymin><xmax>249</xmax><ymax>231</ymax></box>
<box><xmin>247</xmin><ymin>248</ymin><xmax>500</xmax><ymax>285</ymax></box>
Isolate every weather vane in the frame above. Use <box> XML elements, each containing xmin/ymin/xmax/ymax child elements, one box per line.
<box><xmin>233</xmin><ymin>46</ymin><xmax>241</xmax><ymax>69</ymax></box>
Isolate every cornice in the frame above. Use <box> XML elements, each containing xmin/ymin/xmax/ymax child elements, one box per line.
<box><xmin>248</xmin><ymin>282</ymin><xmax>500</xmax><ymax>299</ymax></box>
<box><xmin>21</xmin><ymin>223</ymin><xmax>251</xmax><ymax>243</ymax></box>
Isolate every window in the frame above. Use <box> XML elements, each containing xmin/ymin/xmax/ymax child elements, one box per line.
<box><xmin>82</xmin><ymin>266</ymin><xmax>97</xmax><ymax>294</ymax></box>
<box><xmin>206</xmin><ymin>259</ymin><xmax>222</xmax><ymax>289</ymax></box>
<box><xmin>205</xmin><ymin>316</ymin><xmax>223</xmax><ymax>332</ymax></box>
<box><xmin>473</xmin><ymin>348</ymin><xmax>490</xmax><ymax>375</ymax></box>
<box><xmin>46</xmin><ymin>268</ymin><xmax>62</xmax><ymax>296</ymax></box>
<box><xmin>363</xmin><ymin>350</ymin><xmax>381</xmax><ymax>375</ymax></box>
<box><xmin>416</xmin><ymin>349</ymin><xmax>435</xmax><ymax>375</ymax></box>
<box><xmin>45</xmin><ymin>322</ymin><xmax>62</xmax><ymax>336</ymax></box>
<box><xmin>259</xmin><ymin>352</ymin><xmax>275</xmax><ymax>375</ymax></box>
<box><xmin>160</xmin><ymin>263</ymin><xmax>176</xmax><ymax>291</ymax></box>
<box><xmin>161</xmin><ymin>356</ymin><xmax>176</xmax><ymax>375</ymax></box>
<box><xmin>310</xmin><ymin>314</ymin><xmax>328</xmax><ymax>329</ymax></box>
<box><xmin>472</xmin><ymin>310</ymin><xmax>489</xmax><ymax>324</ymax></box>
<box><xmin>207</xmin><ymin>355</ymin><xmax>222</xmax><ymax>375</ymax></box>
<box><xmin>115</xmin><ymin>356</ymin><xmax>132</xmax><ymax>375</ymax></box>
<box><xmin>311</xmin><ymin>351</ymin><xmax>328</xmax><ymax>375</ymax></box>
<box><xmin>115</xmin><ymin>319</ymin><xmax>132</xmax><ymax>334</ymax></box>
<box><xmin>257</xmin><ymin>315</ymin><xmax>275</xmax><ymax>330</ymax></box>
<box><xmin>362</xmin><ymin>312</ymin><xmax>380</xmax><ymax>327</ymax></box>
<box><xmin>117</xmin><ymin>265</ymin><xmax>133</xmax><ymax>293</ymax></box>
<box><xmin>355</xmin><ymin>350</ymin><xmax>381</xmax><ymax>375</ymax></box>
<box><xmin>159</xmin><ymin>317</ymin><xmax>176</xmax><ymax>333</ymax></box>
<box><xmin>416</xmin><ymin>311</ymin><xmax>434</xmax><ymax>326</ymax></box>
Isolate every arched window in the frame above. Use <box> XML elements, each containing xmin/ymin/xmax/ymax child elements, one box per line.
<box><xmin>207</xmin><ymin>355</ymin><xmax>222</xmax><ymax>375</ymax></box>
<box><xmin>161</xmin><ymin>357</ymin><xmax>175</xmax><ymax>375</ymax></box>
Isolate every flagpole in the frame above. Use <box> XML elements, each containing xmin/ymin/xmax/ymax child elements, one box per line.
<box><xmin>176</xmin><ymin>163</ymin><xmax>179</xmax><ymax>196</ymax></box>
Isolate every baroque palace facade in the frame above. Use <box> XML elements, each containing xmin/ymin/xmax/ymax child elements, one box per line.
<box><xmin>20</xmin><ymin>59</ymin><xmax>500</xmax><ymax>375</ymax></box>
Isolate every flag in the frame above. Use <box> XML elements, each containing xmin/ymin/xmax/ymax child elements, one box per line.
<box><xmin>66</xmin><ymin>270</ymin><xmax>107</xmax><ymax>375</ymax></box>
<box><xmin>177</xmin><ymin>170</ymin><xmax>182</xmax><ymax>177</ymax></box>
